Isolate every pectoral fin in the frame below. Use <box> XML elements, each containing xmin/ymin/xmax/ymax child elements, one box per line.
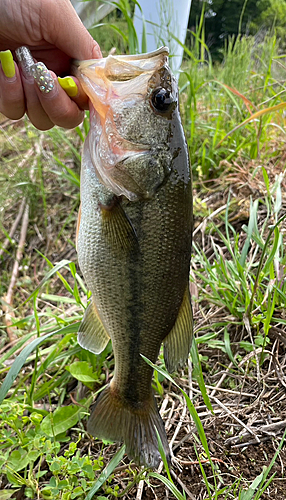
<box><xmin>163</xmin><ymin>286</ymin><xmax>193</xmax><ymax>373</ymax></box>
<box><xmin>100</xmin><ymin>198</ymin><xmax>138</xmax><ymax>250</ymax></box>
<box><xmin>78</xmin><ymin>301</ymin><xmax>110</xmax><ymax>354</ymax></box>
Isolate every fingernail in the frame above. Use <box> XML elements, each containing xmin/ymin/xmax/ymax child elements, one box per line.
<box><xmin>15</xmin><ymin>46</ymin><xmax>34</xmax><ymax>78</ymax></box>
<box><xmin>0</xmin><ymin>50</ymin><xmax>15</xmax><ymax>78</ymax></box>
<box><xmin>58</xmin><ymin>76</ymin><xmax>78</xmax><ymax>97</ymax></box>
<box><xmin>15</xmin><ymin>46</ymin><xmax>54</xmax><ymax>93</ymax></box>
<box><xmin>32</xmin><ymin>62</ymin><xmax>54</xmax><ymax>93</ymax></box>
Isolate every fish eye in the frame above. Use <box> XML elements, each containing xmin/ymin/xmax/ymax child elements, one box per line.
<box><xmin>151</xmin><ymin>88</ymin><xmax>175</xmax><ymax>113</ymax></box>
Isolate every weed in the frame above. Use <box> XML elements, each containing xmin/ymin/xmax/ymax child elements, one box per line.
<box><xmin>1</xmin><ymin>3</ymin><xmax>286</xmax><ymax>498</ymax></box>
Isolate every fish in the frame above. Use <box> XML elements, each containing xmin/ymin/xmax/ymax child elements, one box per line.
<box><xmin>73</xmin><ymin>47</ymin><xmax>193</xmax><ymax>468</ymax></box>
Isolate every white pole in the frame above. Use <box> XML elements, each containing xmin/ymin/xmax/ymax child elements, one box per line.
<box><xmin>70</xmin><ymin>0</ymin><xmax>116</xmax><ymax>29</ymax></box>
<box><xmin>134</xmin><ymin>0</ymin><xmax>192</xmax><ymax>72</ymax></box>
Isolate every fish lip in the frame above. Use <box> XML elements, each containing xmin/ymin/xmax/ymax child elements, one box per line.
<box><xmin>71</xmin><ymin>46</ymin><xmax>169</xmax><ymax>83</ymax></box>
<box><xmin>72</xmin><ymin>46</ymin><xmax>169</xmax><ymax>68</ymax></box>
<box><xmin>107</xmin><ymin>46</ymin><xmax>169</xmax><ymax>61</ymax></box>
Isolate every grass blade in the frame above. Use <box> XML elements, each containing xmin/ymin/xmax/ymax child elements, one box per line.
<box><xmin>240</xmin><ymin>470</ymin><xmax>264</xmax><ymax>500</ymax></box>
<box><xmin>85</xmin><ymin>445</ymin><xmax>126</xmax><ymax>499</ymax></box>
<box><xmin>240</xmin><ymin>199</ymin><xmax>259</xmax><ymax>267</ymax></box>
<box><xmin>0</xmin><ymin>323</ymin><xmax>79</xmax><ymax>404</ymax></box>
<box><xmin>149</xmin><ymin>472</ymin><xmax>186</xmax><ymax>500</ymax></box>
<box><xmin>191</xmin><ymin>337</ymin><xmax>212</xmax><ymax>411</ymax></box>
<box><xmin>254</xmin><ymin>429</ymin><xmax>286</xmax><ymax>499</ymax></box>
<box><xmin>217</xmin><ymin>102</ymin><xmax>286</xmax><ymax>147</ymax></box>
<box><xmin>141</xmin><ymin>355</ymin><xmax>213</xmax><ymax>462</ymax></box>
<box><xmin>23</xmin><ymin>258</ymin><xmax>72</xmax><ymax>304</ymax></box>
<box><xmin>155</xmin><ymin>427</ymin><xmax>172</xmax><ymax>482</ymax></box>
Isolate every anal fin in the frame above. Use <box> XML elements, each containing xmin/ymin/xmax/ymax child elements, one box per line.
<box><xmin>163</xmin><ymin>286</ymin><xmax>193</xmax><ymax>373</ymax></box>
<box><xmin>78</xmin><ymin>301</ymin><xmax>110</xmax><ymax>354</ymax></box>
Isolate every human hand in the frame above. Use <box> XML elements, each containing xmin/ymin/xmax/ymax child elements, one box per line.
<box><xmin>0</xmin><ymin>0</ymin><xmax>101</xmax><ymax>130</ymax></box>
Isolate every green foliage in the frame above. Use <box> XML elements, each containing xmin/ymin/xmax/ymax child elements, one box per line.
<box><xmin>149</xmin><ymin>472</ymin><xmax>186</xmax><ymax>500</ymax></box>
<box><xmin>90</xmin><ymin>0</ymin><xmax>147</xmax><ymax>55</ymax></box>
<box><xmin>193</xmin><ymin>167</ymin><xmax>286</xmax><ymax>339</ymax></box>
<box><xmin>255</xmin><ymin>0</ymin><xmax>286</xmax><ymax>50</ymax></box>
<box><xmin>84</xmin><ymin>445</ymin><xmax>126</xmax><ymax>500</ymax></box>
<box><xmin>41</xmin><ymin>405</ymin><xmax>85</xmax><ymax>437</ymax></box>
<box><xmin>0</xmin><ymin>396</ymin><xmax>120</xmax><ymax>499</ymax></box>
<box><xmin>66</xmin><ymin>361</ymin><xmax>99</xmax><ymax>389</ymax></box>
<box><xmin>188</xmin><ymin>0</ymin><xmax>281</xmax><ymax>59</ymax></box>
<box><xmin>180</xmin><ymin>28</ymin><xmax>286</xmax><ymax>180</ymax></box>
<box><xmin>1</xmin><ymin>4</ymin><xmax>286</xmax><ymax>498</ymax></box>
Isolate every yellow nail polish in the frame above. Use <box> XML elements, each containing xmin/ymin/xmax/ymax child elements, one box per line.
<box><xmin>58</xmin><ymin>76</ymin><xmax>78</xmax><ymax>97</ymax></box>
<box><xmin>0</xmin><ymin>50</ymin><xmax>15</xmax><ymax>78</ymax></box>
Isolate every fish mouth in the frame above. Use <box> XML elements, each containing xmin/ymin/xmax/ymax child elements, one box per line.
<box><xmin>72</xmin><ymin>46</ymin><xmax>169</xmax><ymax>118</ymax></box>
<box><xmin>72</xmin><ymin>46</ymin><xmax>169</xmax><ymax>77</ymax></box>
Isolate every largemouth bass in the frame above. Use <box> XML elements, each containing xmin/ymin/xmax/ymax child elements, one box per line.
<box><xmin>74</xmin><ymin>47</ymin><xmax>193</xmax><ymax>468</ymax></box>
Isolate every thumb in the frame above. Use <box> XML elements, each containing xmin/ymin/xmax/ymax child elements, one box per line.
<box><xmin>41</xmin><ymin>0</ymin><xmax>102</xmax><ymax>60</ymax></box>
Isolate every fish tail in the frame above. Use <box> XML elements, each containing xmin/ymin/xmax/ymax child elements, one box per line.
<box><xmin>87</xmin><ymin>385</ymin><xmax>169</xmax><ymax>468</ymax></box>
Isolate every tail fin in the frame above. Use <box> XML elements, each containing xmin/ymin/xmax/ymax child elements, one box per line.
<box><xmin>87</xmin><ymin>385</ymin><xmax>169</xmax><ymax>468</ymax></box>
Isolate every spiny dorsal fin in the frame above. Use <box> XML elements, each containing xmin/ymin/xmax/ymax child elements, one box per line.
<box><xmin>163</xmin><ymin>286</ymin><xmax>193</xmax><ymax>373</ymax></box>
<box><xmin>100</xmin><ymin>198</ymin><xmax>138</xmax><ymax>250</ymax></box>
<box><xmin>78</xmin><ymin>301</ymin><xmax>110</xmax><ymax>354</ymax></box>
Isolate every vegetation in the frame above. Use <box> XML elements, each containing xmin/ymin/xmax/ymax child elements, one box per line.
<box><xmin>189</xmin><ymin>0</ymin><xmax>286</xmax><ymax>57</ymax></box>
<box><xmin>1</xmin><ymin>1</ymin><xmax>286</xmax><ymax>499</ymax></box>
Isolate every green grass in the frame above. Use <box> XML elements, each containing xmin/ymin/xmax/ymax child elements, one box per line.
<box><xmin>180</xmin><ymin>30</ymin><xmax>286</xmax><ymax>179</ymax></box>
<box><xmin>1</xmin><ymin>2</ymin><xmax>286</xmax><ymax>498</ymax></box>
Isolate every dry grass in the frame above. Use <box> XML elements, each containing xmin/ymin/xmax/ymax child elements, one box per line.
<box><xmin>1</xmin><ymin>102</ymin><xmax>286</xmax><ymax>499</ymax></box>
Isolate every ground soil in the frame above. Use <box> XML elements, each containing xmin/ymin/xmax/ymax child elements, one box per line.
<box><xmin>1</xmin><ymin>115</ymin><xmax>286</xmax><ymax>499</ymax></box>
